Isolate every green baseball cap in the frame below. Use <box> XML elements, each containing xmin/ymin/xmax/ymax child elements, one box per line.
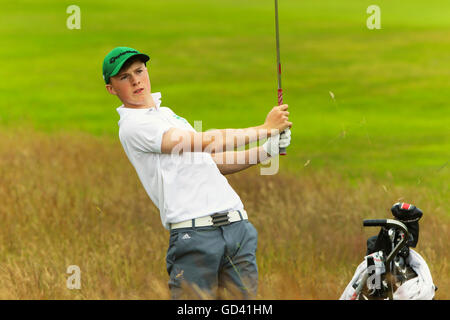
<box><xmin>102</xmin><ymin>46</ymin><xmax>150</xmax><ymax>84</ymax></box>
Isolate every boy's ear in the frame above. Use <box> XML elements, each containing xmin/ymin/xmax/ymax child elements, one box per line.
<box><xmin>105</xmin><ymin>83</ymin><xmax>117</xmax><ymax>95</ymax></box>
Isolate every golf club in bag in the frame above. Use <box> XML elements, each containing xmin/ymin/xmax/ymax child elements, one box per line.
<box><xmin>340</xmin><ymin>202</ymin><xmax>437</xmax><ymax>300</ymax></box>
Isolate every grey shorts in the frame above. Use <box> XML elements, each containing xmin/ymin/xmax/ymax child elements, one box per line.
<box><xmin>166</xmin><ymin>219</ymin><xmax>258</xmax><ymax>299</ymax></box>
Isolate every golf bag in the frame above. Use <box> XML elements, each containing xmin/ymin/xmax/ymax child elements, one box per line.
<box><xmin>340</xmin><ymin>203</ymin><xmax>437</xmax><ymax>300</ymax></box>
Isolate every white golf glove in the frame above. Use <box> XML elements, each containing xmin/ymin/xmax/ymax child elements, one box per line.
<box><xmin>262</xmin><ymin>128</ymin><xmax>291</xmax><ymax>157</ymax></box>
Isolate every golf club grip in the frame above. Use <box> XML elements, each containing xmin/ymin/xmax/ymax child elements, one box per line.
<box><xmin>278</xmin><ymin>88</ymin><xmax>287</xmax><ymax>155</ymax></box>
<box><xmin>363</xmin><ymin>219</ymin><xmax>387</xmax><ymax>227</ymax></box>
<box><xmin>279</xmin><ymin>136</ymin><xmax>287</xmax><ymax>155</ymax></box>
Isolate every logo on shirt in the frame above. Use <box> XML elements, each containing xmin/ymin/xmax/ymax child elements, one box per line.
<box><xmin>173</xmin><ymin>114</ymin><xmax>189</xmax><ymax>124</ymax></box>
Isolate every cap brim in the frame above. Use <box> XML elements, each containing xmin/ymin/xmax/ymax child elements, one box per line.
<box><xmin>109</xmin><ymin>53</ymin><xmax>150</xmax><ymax>80</ymax></box>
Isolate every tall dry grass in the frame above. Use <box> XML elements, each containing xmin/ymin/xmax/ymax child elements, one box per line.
<box><xmin>0</xmin><ymin>128</ymin><xmax>448</xmax><ymax>299</ymax></box>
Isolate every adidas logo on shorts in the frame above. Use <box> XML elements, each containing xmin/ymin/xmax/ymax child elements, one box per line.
<box><xmin>181</xmin><ymin>233</ymin><xmax>191</xmax><ymax>240</ymax></box>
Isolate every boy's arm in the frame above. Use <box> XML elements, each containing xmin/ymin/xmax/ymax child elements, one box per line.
<box><xmin>210</xmin><ymin>146</ymin><xmax>271</xmax><ymax>175</ymax></box>
<box><xmin>211</xmin><ymin>128</ymin><xmax>291</xmax><ymax>175</ymax></box>
<box><xmin>160</xmin><ymin>104</ymin><xmax>291</xmax><ymax>154</ymax></box>
<box><xmin>161</xmin><ymin>126</ymin><xmax>268</xmax><ymax>154</ymax></box>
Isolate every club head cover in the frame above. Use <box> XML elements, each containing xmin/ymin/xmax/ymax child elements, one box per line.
<box><xmin>391</xmin><ymin>202</ymin><xmax>423</xmax><ymax>222</ymax></box>
<box><xmin>391</xmin><ymin>202</ymin><xmax>422</xmax><ymax>248</ymax></box>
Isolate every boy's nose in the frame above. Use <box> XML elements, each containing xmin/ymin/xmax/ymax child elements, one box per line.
<box><xmin>130</xmin><ymin>75</ymin><xmax>139</xmax><ymax>85</ymax></box>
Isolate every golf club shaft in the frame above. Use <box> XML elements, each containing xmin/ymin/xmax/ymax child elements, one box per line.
<box><xmin>275</xmin><ymin>0</ymin><xmax>287</xmax><ymax>155</ymax></box>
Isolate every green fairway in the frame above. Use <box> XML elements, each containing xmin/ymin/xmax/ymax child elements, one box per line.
<box><xmin>1</xmin><ymin>0</ymin><xmax>449</xmax><ymax>189</ymax></box>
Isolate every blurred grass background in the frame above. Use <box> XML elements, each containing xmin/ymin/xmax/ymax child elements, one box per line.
<box><xmin>1</xmin><ymin>0</ymin><xmax>449</xmax><ymax>187</ymax></box>
<box><xmin>0</xmin><ymin>0</ymin><xmax>448</xmax><ymax>299</ymax></box>
<box><xmin>0</xmin><ymin>130</ymin><xmax>447</xmax><ymax>299</ymax></box>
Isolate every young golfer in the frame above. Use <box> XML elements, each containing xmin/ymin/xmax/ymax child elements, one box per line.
<box><xmin>103</xmin><ymin>47</ymin><xmax>292</xmax><ymax>299</ymax></box>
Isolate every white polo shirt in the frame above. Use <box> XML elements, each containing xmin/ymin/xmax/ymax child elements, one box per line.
<box><xmin>116</xmin><ymin>92</ymin><xmax>244</xmax><ymax>229</ymax></box>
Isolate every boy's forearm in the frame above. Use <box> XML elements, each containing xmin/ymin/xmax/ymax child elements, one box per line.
<box><xmin>165</xmin><ymin>126</ymin><xmax>273</xmax><ymax>154</ymax></box>
<box><xmin>164</xmin><ymin>104</ymin><xmax>290</xmax><ymax>154</ymax></box>
<box><xmin>203</xmin><ymin>125</ymin><xmax>271</xmax><ymax>153</ymax></box>
<box><xmin>212</xmin><ymin>146</ymin><xmax>272</xmax><ymax>175</ymax></box>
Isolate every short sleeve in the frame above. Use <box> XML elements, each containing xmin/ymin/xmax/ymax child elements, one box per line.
<box><xmin>120</xmin><ymin>118</ymin><xmax>173</xmax><ymax>154</ymax></box>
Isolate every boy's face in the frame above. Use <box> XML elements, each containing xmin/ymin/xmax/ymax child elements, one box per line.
<box><xmin>105</xmin><ymin>60</ymin><xmax>154</xmax><ymax>108</ymax></box>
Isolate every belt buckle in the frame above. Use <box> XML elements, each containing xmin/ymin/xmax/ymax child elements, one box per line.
<box><xmin>211</xmin><ymin>212</ymin><xmax>230</xmax><ymax>227</ymax></box>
